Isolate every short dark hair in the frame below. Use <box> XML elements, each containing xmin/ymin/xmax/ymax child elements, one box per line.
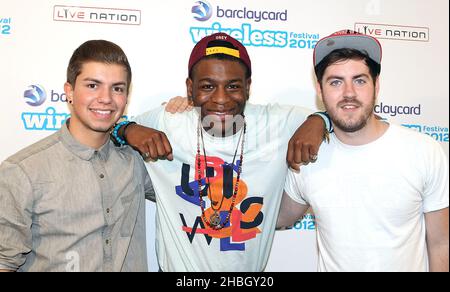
<box><xmin>66</xmin><ymin>40</ymin><xmax>132</xmax><ymax>92</ymax></box>
<box><xmin>314</xmin><ymin>48</ymin><xmax>381</xmax><ymax>86</ymax></box>
<box><xmin>188</xmin><ymin>40</ymin><xmax>251</xmax><ymax>80</ymax></box>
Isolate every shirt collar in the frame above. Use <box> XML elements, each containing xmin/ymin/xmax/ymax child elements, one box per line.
<box><xmin>59</xmin><ymin>119</ymin><xmax>112</xmax><ymax>161</ymax></box>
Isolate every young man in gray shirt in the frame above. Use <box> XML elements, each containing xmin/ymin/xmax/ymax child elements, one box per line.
<box><xmin>0</xmin><ymin>40</ymin><xmax>155</xmax><ymax>272</ymax></box>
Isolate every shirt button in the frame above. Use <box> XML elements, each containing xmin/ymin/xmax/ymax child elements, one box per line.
<box><xmin>106</xmin><ymin>239</ymin><xmax>110</xmax><ymax>245</ymax></box>
<box><xmin>99</xmin><ymin>174</ymin><xmax>104</xmax><ymax>179</ymax></box>
<box><xmin>106</xmin><ymin>208</ymin><xmax>110</xmax><ymax>214</ymax></box>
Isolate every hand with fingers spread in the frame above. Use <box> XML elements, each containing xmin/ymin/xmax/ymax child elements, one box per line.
<box><xmin>124</xmin><ymin>123</ymin><xmax>173</xmax><ymax>161</ymax></box>
<box><xmin>287</xmin><ymin>115</ymin><xmax>327</xmax><ymax>171</ymax></box>
<box><xmin>163</xmin><ymin>96</ymin><xmax>194</xmax><ymax>114</ymax></box>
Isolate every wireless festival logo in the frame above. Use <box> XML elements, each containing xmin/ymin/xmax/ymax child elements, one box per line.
<box><xmin>189</xmin><ymin>2</ymin><xmax>319</xmax><ymax>49</ymax></box>
<box><xmin>1</xmin><ymin>16</ymin><xmax>12</xmax><ymax>35</ymax></box>
<box><xmin>192</xmin><ymin>1</ymin><xmax>212</xmax><ymax>22</ymax></box>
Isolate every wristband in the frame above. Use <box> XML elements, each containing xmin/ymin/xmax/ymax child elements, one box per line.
<box><xmin>309</xmin><ymin>111</ymin><xmax>333</xmax><ymax>133</ymax></box>
<box><xmin>111</xmin><ymin>121</ymin><xmax>131</xmax><ymax>146</ymax></box>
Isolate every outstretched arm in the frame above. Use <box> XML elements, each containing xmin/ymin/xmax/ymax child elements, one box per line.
<box><xmin>425</xmin><ymin>207</ymin><xmax>449</xmax><ymax>272</ymax></box>
<box><xmin>122</xmin><ymin>123</ymin><xmax>173</xmax><ymax>161</ymax></box>
<box><xmin>112</xmin><ymin>97</ymin><xmax>193</xmax><ymax>161</ymax></box>
<box><xmin>277</xmin><ymin>191</ymin><xmax>310</xmax><ymax>229</ymax></box>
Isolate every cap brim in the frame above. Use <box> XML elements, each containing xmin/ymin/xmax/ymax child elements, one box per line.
<box><xmin>314</xmin><ymin>35</ymin><xmax>382</xmax><ymax>66</ymax></box>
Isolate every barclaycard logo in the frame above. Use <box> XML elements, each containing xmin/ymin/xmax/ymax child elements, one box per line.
<box><xmin>192</xmin><ymin>1</ymin><xmax>212</xmax><ymax>22</ymax></box>
<box><xmin>22</xmin><ymin>84</ymin><xmax>70</xmax><ymax>130</ymax></box>
<box><xmin>192</xmin><ymin>1</ymin><xmax>288</xmax><ymax>23</ymax></box>
<box><xmin>374</xmin><ymin>102</ymin><xmax>421</xmax><ymax>117</ymax></box>
<box><xmin>23</xmin><ymin>84</ymin><xmax>68</xmax><ymax>106</ymax></box>
<box><xmin>24</xmin><ymin>85</ymin><xmax>47</xmax><ymax>106</ymax></box>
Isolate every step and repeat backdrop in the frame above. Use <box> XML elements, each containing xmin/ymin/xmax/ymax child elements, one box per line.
<box><xmin>1</xmin><ymin>0</ymin><xmax>448</xmax><ymax>271</ymax></box>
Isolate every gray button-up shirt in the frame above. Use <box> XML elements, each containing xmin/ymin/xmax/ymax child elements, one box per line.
<box><xmin>0</xmin><ymin>123</ymin><xmax>155</xmax><ymax>271</ymax></box>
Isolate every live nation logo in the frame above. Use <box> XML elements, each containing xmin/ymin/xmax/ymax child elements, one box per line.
<box><xmin>355</xmin><ymin>22</ymin><xmax>429</xmax><ymax>42</ymax></box>
<box><xmin>53</xmin><ymin>5</ymin><xmax>141</xmax><ymax>25</ymax></box>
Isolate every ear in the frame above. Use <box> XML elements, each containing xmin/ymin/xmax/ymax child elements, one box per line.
<box><xmin>64</xmin><ymin>82</ymin><xmax>74</xmax><ymax>104</ymax></box>
<box><xmin>186</xmin><ymin>78</ymin><xmax>193</xmax><ymax>100</ymax></box>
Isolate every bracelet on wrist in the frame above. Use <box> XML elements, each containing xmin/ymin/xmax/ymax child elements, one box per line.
<box><xmin>308</xmin><ymin>111</ymin><xmax>333</xmax><ymax>133</ymax></box>
<box><xmin>111</xmin><ymin>121</ymin><xmax>131</xmax><ymax>146</ymax></box>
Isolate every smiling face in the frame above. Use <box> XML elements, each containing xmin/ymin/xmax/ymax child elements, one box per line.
<box><xmin>317</xmin><ymin>58</ymin><xmax>379</xmax><ymax>134</ymax></box>
<box><xmin>65</xmin><ymin>61</ymin><xmax>128</xmax><ymax>147</ymax></box>
<box><xmin>187</xmin><ymin>58</ymin><xmax>251</xmax><ymax>137</ymax></box>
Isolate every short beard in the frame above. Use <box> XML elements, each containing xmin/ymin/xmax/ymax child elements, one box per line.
<box><xmin>333</xmin><ymin>114</ymin><xmax>369</xmax><ymax>133</ymax></box>
<box><xmin>326</xmin><ymin>94</ymin><xmax>376</xmax><ymax>133</ymax></box>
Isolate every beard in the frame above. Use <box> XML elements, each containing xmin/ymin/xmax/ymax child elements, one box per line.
<box><xmin>325</xmin><ymin>94</ymin><xmax>376</xmax><ymax>133</ymax></box>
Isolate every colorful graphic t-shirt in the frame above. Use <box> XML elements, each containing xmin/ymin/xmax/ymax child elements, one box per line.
<box><xmin>135</xmin><ymin>103</ymin><xmax>311</xmax><ymax>271</ymax></box>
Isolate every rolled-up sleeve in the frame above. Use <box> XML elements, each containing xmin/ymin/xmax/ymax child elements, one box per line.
<box><xmin>0</xmin><ymin>161</ymin><xmax>33</xmax><ymax>271</ymax></box>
